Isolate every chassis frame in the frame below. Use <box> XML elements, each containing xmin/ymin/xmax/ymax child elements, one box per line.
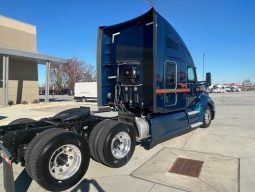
<box><xmin>0</xmin><ymin>107</ymin><xmax>109</xmax><ymax>192</ymax></box>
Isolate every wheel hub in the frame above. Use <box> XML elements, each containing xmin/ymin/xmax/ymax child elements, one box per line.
<box><xmin>113</xmin><ymin>139</ymin><xmax>121</xmax><ymax>149</ymax></box>
<box><xmin>49</xmin><ymin>144</ymin><xmax>82</xmax><ymax>180</ymax></box>
<box><xmin>56</xmin><ymin>154</ymin><xmax>68</xmax><ymax>166</ymax></box>
<box><xmin>111</xmin><ymin>132</ymin><xmax>131</xmax><ymax>159</ymax></box>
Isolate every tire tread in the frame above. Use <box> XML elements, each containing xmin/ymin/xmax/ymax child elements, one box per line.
<box><xmin>89</xmin><ymin>119</ymin><xmax>109</xmax><ymax>162</ymax></box>
<box><xmin>29</xmin><ymin>128</ymin><xmax>67</xmax><ymax>180</ymax></box>
<box><xmin>25</xmin><ymin>128</ymin><xmax>61</xmax><ymax>177</ymax></box>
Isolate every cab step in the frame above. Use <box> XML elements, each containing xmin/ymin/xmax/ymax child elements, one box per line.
<box><xmin>190</xmin><ymin>122</ymin><xmax>203</xmax><ymax>128</ymax></box>
<box><xmin>188</xmin><ymin>111</ymin><xmax>200</xmax><ymax>116</ymax></box>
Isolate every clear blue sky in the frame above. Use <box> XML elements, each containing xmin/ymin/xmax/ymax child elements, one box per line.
<box><xmin>0</xmin><ymin>0</ymin><xmax>254</xmax><ymax>84</ymax></box>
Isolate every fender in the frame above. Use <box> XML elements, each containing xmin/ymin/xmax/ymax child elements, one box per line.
<box><xmin>197</xmin><ymin>93</ymin><xmax>216</xmax><ymax>121</ymax></box>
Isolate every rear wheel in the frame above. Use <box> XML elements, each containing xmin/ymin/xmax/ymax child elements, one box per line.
<box><xmin>88</xmin><ymin>119</ymin><xmax>110</xmax><ymax>163</ymax></box>
<box><xmin>25</xmin><ymin>129</ymin><xmax>60</xmax><ymax>177</ymax></box>
<box><xmin>97</xmin><ymin>120</ymin><xmax>136</xmax><ymax>168</ymax></box>
<box><xmin>28</xmin><ymin>128</ymin><xmax>90</xmax><ymax>191</ymax></box>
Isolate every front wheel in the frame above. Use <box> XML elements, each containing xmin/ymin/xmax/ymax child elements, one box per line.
<box><xmin>28</xmin><ymin>128</ymin><xmax>90</xmax><ymax>191</ymax></box>
<box><xmin>200</xmin><ymin>105</ymin><xmax>212</xmax><ymax>128</ymax></box>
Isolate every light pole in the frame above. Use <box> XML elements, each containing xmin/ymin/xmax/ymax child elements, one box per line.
<box><xmin>203</xmin><ymin>52</ymin><xmax>205</xmax><ymax>81</ymax></box>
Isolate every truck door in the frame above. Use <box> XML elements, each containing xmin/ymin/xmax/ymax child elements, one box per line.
<box><xmin>187</xmin><ymin>66</ymin><xmax>198</xmax><ymax>107</ymax></box>
<box><xmin>164</xmin><ymin>60</ymin><xmax>177</xmax><ymax>107</ymax></box>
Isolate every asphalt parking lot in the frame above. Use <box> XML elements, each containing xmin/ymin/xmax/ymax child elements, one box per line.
<box><xmin>1</xmin><ymin>91</ymin><xmax>255</xmax><ymax>192</ymax></box>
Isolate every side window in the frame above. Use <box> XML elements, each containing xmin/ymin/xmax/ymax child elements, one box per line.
<box><xmin>187</xmin><ymin>67</ymin><xmax>196</xmax><ymax>82</ymax></box>
<box><xmin>165</xmin><ymin>61</ymin><xmax>176</xmax><ymax>89</ymax></box>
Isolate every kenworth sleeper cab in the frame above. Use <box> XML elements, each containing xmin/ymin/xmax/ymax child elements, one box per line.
<box><xmin>0</xmin><ymin>8</ymin><xmax>215</xmax><ymax>192</ymax></box>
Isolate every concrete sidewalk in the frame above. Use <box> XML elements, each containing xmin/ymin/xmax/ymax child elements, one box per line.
<box><xmin>1</xmin><ymin>91</ymin><xmax>255</xmax><ymax>192</ymax></box>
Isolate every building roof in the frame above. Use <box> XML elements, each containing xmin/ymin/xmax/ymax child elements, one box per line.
<box><xmin>0</xmin><ymin>15</ymin><xmax>36</xmax><ymax>35</ymax></box>
<box><xmin>0</xmin><ymin>47</ymin><xmax>67</xmax><ymax>65</ymax></box>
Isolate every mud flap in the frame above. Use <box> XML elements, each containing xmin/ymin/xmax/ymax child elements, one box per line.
<box><xmin>3</xmin><ymin>160</ymin><xmax>15</xmax><ymax>192</ymax></box>
<box><xmin>0</xmin><ymin>142</ymin><xmax>15</xmax><ymax>192</ymax></box>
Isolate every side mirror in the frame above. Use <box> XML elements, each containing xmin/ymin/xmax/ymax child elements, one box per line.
<box><xmin>206</xmin><ymin>73</ymin><xmax>211</xmax><ymax>86</ymax></box>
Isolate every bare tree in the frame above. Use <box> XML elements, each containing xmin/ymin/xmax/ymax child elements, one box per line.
<box><xmin>50</xmin><ymin>63</ymin><xmax>66</xmax><ymax>91</ymax></box>
<box><xmin>50</xmin><ymin>57</ymin><xmax>96</xmax><ymax>91</ymax></box>
<box><xmin>243</xmin><ymin>79</ymin><xmax>251</xmax><ymax>85</ymax></box>
<box><xmin>79</xmin><ymin>61</ymin><xmax>96</xmax><ymax>82</ymax></box>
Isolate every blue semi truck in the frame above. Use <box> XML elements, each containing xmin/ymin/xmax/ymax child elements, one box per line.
<box><xmin>0</xmin><ymin>8</ymin><xmax>215</xmax><ymax>191</ymax></box>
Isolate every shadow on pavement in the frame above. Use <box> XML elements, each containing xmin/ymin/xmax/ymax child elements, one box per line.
<box><xmin>75</xmin><ymin>100</ymin><xmax>97</xmax><ymax>103</ymax></box>
<box><xmin>0</xmin><ymin>116</ymin><xmax>7</xmax><ymax>120</ymax></box>
<box><xmin>15</xmin><ymin>169</ymin><xmax>32</xmax><ymax>192</ymax></box>
<box><xmin>39</xmin><ymin>98</ymin><xmax>69</xmax><ymax>102</ymax></box>
<box><xmin>71</xmin><ymin>179</ymin><xmax>105</xmax><ymax>192</ymax></box>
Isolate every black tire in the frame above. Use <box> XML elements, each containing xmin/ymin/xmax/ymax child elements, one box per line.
<box><xmin>28</xmin><ymin>128</ymin><xmax>90</xmax><ymax>191</ymax></box>
<box><xmin>25</xmin><ymin>129</ymin><xmax>61</xmax><ymax>177</ymax></box>
<box><xmin>200</xmin><ymin>105</ymin><xmax>212</xmax><ymax>128</ymax></box>
<box><xmin>97</xmin><ymin>120</ymin><xmax>136</xmax><ymax>168</ymax></box>
<box><xmin>89</xmin><ymin>119</ymin><xmax>110</xmax><ymax>163</ymax></box>
<box><xmin>8</xmin><ymin>118</ymin><xmax>35</xmax><ymax>125</ymax></box>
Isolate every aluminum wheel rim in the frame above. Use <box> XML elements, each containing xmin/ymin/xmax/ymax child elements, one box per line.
<box><xmin>111</xmin><ymin>132</ymin><xmax>131</xmax><ymax>159</ymax></box>
<box><xmin>49</xmin><ymin>144</ymin><xmax>82</xmax><ymax>180</ymax></box>
<box><xmin>204</xmin><ymin>108</ymin><xmax>211</xmax><ymax>124</ymax></box>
